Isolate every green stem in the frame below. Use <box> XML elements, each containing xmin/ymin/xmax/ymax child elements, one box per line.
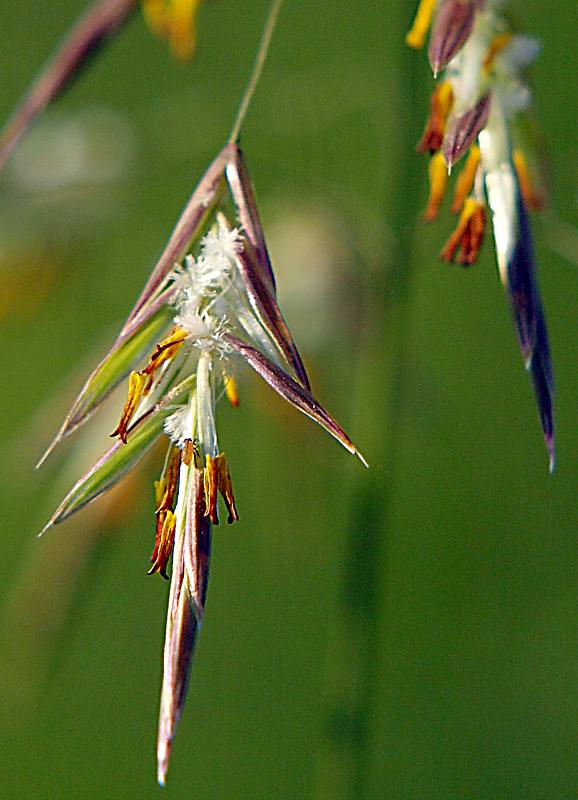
<box><xmin>314</xmin><ymin>11</ymin><xmax>424</xmax><ymax>800</ymax></box>
<box><xmin>228</xmin><ymin>0</ymin><xmax>284</xmax><ymax>144</ymax></box>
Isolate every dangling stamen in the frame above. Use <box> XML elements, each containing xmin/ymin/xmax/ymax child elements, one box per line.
<box><xmin>149</xmin><ymin>510</ymin><xmax>177</xmax><ymax>579</ymax></box>
<box><xmin>142</xmin><ymin>0</ymin><xmax>202</xmax><ymax>61</ymax></box>
<box><xmin>483</xmin><ymin>32</ymin><xmax>513</xmax><ymax>72</ymax></box>
<box><xmin>223</xmin><ymin>374</ymin><xmax>240</xmax><ymax>408</ymax></box>
<box><xmin>142</xmin><ymin>326</ymin><xmax>188</xmax><ymax>391</ymax></box>
<box><xmin>513</xmin><ymin>149</ymin><xmax>546</xmax><ymax>211</ymax></box>
<box><xmin>440</xmin><ymin>197</ymin><xmax>485</xmax><ymax>265</ymax></box>
<box><xmin>451</xmin><ymin>144</ymin><xmax>481</xmax><ymax>212</ymax></box>
<box><xmin>203</xmin><ymin>454</ymin><xmax>219</xmax><ymax>524</ymax></box>
<box><xmin>156</xmin><ymin>446</ymin><xmax>182</xmax><ymax>513</ymax></box>
<box><xmin>406</xmin><ymin>0</ymin><xmax>438</xmax><ymax>50</ymax></box>
<box><xmin>149</xmin><ymin>446</ymin><xmax>182</xmax><ymax>578</ymax></box>
<box><xmin>111</xmin><ymin>370</ymin><xmax>148</xmax><ymax>443</ymax></box>
<box><xmin>216</xmin><ymin>453</ymin><xmax>239</xmax><ymax>524</ymax></box>
<box><xmin>424</xmin><ymin>151</ymin><xmax>449</xmax><ymax>221</ymax></box>
<box><xmin>417</xmin><ymin>81</ymin><xmax>454</xmax><ymax>154</ymax></box>
<box><xmin>181</xmin><ymin>438</ymin><xmax>199</xmax><ymax>467</ymax></box>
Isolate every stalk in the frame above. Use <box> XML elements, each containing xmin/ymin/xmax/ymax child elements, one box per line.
<box><xmin>228</xmin><ymin>0</ymin><xmax>284</xmax><ymax>143</ymax></box>
<box><xmin>314</xmin><ymin>7</ymin><xmax>424</xmax><ymax>799</ymax></box>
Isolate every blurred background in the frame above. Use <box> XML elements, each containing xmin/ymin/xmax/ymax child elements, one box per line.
<box><xmin>0</xmin><ymin>1</ymin><xmax>576</xmax><ymax>798</ymax></box>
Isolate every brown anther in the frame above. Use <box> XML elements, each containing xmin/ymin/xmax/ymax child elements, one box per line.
<box><xmin>142</xmin><ymin>326</ymin><xmax>188</xmax><ymax>392</ymax></box>
<box><xmin>216</xmin><ymin>453</ymin><xmax>239</xmax><ymax>524</ymax></box>
<box><xmin>224</xmin><ymin>374</ymin><xmax>240</xmax><ymax>408</ymax></box>
<box><xmin>149</xmin><ymin>510</ymin><xmax>176</xmax><ymax>579</ymax></box>
<box><xmin>483</xmin><ymin>32</ymin><xmax>513</xmax><ymax>72</ymax></box>
<box><xmin>513</xmin><ymin>149</ymin><xmax>546</xmax><ymax>212</ymax></box>
<box><xmin>423</xmin><ymin>152</ymin><xmax>449</xmax><ymax>222</ymax></box>
<box><xmin>440</xmin><ymin>197</ymin><xmax>485</xmax><ymax>266</ymax></box>
<box><xmin>417</xmin><ymin>81</ymin><xmax>454</xmax><ymax>154</ymax></box>
<box><xmin>203</xmin><ymin>454</ymin><xmax>219</xmax><ymax>525</ymax></box>
<box><xmin>451</xmin><ymin>145</ymin><xmax>481</xmax><ymax>213</ymax></box>
<box><xmin>111</xmin><ymin>370</ymin><xmax>148</xmax><ymax>443</ymax></box>
<box><xmin>156</xmin><ymin>447</ymin><xmax>182</xmax><ymax>514</ymax></box>
<box><xmin>181</xmin><ymin>438</ymin><xmax>199</xmax><ymax>467</ymax></box>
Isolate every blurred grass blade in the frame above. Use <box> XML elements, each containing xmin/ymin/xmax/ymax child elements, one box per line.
<box><xmin>122</xmin><ymin>148</ymin><xmax>228</xmax><ymax>332</ymax></box>
<box><xmin>223</xmin><ymin>334</ymin><xmax>366</xmax><ymax>465</ymax></box>
<box><xmin>225</xmin><ymin>144</ymin><xmax>277</xmax><ymax>292</ymax></box>
<box><xmin>235</xmin><ymin>241</ymin><xmax>311</xmax><ymax>390</ymax></box>
<box><xmin>0</xmin><ymin>0</ymin><xmax>137</xmax><ymax>171</ymax></box>
<box><xmin>38</xmin><ymin>303</ymin><xmax>174</xmax><ymax>467</ymax></box>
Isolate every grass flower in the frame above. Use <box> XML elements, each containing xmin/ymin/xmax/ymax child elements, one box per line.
<box><xmin>407</xmin><ymin>0</ymin><xmax>555</xmax><ymax>469</ymax></box>
<box><xmin>40</xmin><ymin>141</ymin><xmax>366</xmax><ymax>784</ymax></box>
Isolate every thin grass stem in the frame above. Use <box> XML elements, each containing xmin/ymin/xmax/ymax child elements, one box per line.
<box><xmin>228</xmin><ymin>0</ymin><xmax>284</xmax><ymax>144</ymax></box>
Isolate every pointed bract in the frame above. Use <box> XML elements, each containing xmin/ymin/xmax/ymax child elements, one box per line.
<box><xmin>443</xmin><ymin>93</ymin><xmax>491</xmax><ymax>169</ymax></box>
<box><xmin>223</xmin><ymin>334</ymin><xmax>366</xmax><ymax>466</ymax></box>
<box><xmin>235</xmin><ymin>240</ymin><xmax>311</xmax><ymax>390</ymax></box>
<box><xmin>122</xmin><ymin>148</ymin><xmax>228</xmax><ymax>332</ymax></box>
<box><xmin>507</xmin><ymin>196</ymin><xmax>554</xmax><ymax>466</ymax></box>
<box><xmin>429</xmin><ymin>0</ymin><xmax>477</xmax><ymax>77</ymax></box>
<box><xmin>38</xmin><ymin>303</ymin><xmax>174</xmax><ymax>467</ymax></box>
<box><xmin>225</xmin><ymin>144</ymin><xmax>277</xmax><ymax>292</ymax></box>
<box><xmin>42</xmin><ymin>405</ymin><xmax>166</xmax><ymax>531</ymax></box>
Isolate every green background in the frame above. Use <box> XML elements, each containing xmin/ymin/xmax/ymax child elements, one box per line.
<box><xmin>0</xmin><ymin>1</ymin><xmax>576</xmax><ymax>798</ymax></box>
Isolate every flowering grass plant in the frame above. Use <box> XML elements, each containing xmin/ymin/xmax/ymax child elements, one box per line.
<box><xmin>408</xmin><ymin>0</ymin><xmax>554</xmax><ymax>468</ymax></box>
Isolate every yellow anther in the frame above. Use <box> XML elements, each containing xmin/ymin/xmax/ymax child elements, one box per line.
<box><xmin>216</xmin><ymin>453</ymin><xmax>239</xmax><ymax>524</ymax></box>
<box><xmin>141</xmin><ymin>0</ymin><xmax>166</xmax><ymax>36</ymax></box>
<box><xmin>111</xmin><ymin>370</ymin><xmax>148</xmax><ymax>443</ymax></box>
<box><xmin>513</xmin><ymin>149</ymin><xmax>546</xmax><ymax>211</ymax></box>
<box><xmin>168</xmin><ymin>0</ymin><xmax>202</xmax><ymax>61</ymax></box>
<box><xmin>149</xmin><ymin>509</ymin><xmax>176</xmax><ymax>579</ymax></box>
<box><xmin>483</xmin><ymin>32</ymin><xmax>513</xmax><ymax>72</ymax></box>
<box><xmin>406</xmin><ymin>0</ymin><xmax>437</xmax><ymax>49</ymax></box>
<box><xmin>423</xmin><ymin>151</ymin><xmax>449</xmax><ymax>222</ymax></box>
<box><xmin>142</xmin><ymin>325</ymin><xmax>187</xmax><ymax>391</ymax></box>
<box><xmin>154</xmin><ymin>477</ymin><xmax>166</xmax><ymax>510</ymax></box>
<box><xmin>451</xmin><ymin>145</ymin><xmax>481</xmax><ymax>213</ymax></box>
<box><xmin>142</xmin><ymin>0</ymin><xmax>202</xmax><ymax>61</ymax></box>
<box><xmin>203</xmin><ymin>454</ymin><xmax>219</xmax><ymax>525</ymax></box>
<box><xmin>440</xmin><ymin>197</ymin><xmax>485</xmax><ymax>265</ymax></box>
<box><xmin>437</xmin><ymin>80</ymin><xmax>454</xmax><ymax>117</ymax></box>
<box><xmin>224</xmin><ymin>375</ymin><xmax>240</xmax><ymax>408</ymax></box>
<box><xmin>417</xmin><ymin>81</ymin><xmax>454</xmax><ymax>154</ymax></box>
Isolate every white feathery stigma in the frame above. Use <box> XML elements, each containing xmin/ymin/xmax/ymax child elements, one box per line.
<box><xmin>163</xmin><ymin>406</ymin><xmax>191</xmax><ymax>448</ymax></box>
